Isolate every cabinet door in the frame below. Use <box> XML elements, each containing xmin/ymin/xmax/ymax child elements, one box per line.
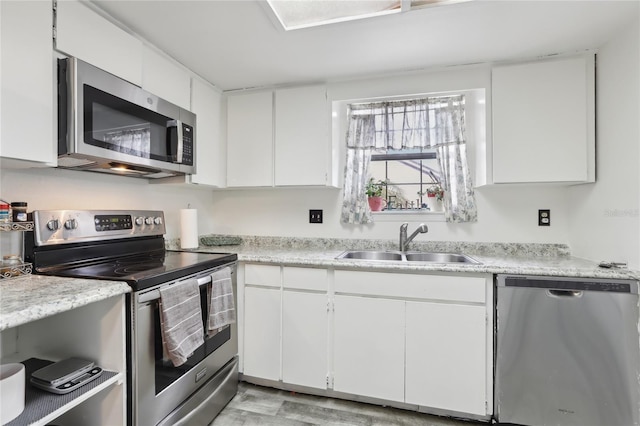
<box><xmin>226</xmin><ymin>91</ymin><xmax>274</xmax><ymax>187</ymax></box>
<box><xmin>55</xmin><ymin>0</ymin><xmax>143</xmax><ymax>86</ymax></box>
<box><xmin>274</xmin><ymin>85</ymin><xmax>328</xmax><ymax>186</ymax></box>
<box><xmin>492</xmin><ymin>55</ymin><xmax>594</xmax><ymax>183</ymax></box>
<box><xmin>0</xmin><ymin>0</ymin><xmax>55</xmax><ymax>164</ymax></box>
<box><xmin>190</xmin><ymin>78</ymin><xmax>225</xmax><ymax>186</ymax></box>
<box><xmin>243</xmin><ymin>286</ymin><xmax>280</xmax><ymax>380</ymax></box>
<box><xmin>282</xmin><ymin>291</ymin><xmax>327</xmax><ymax>389</ymax></box>
<box><xmin>405</xmin><ymin>301</ymin><xmax>487</xmax><ymax>415</ymax></box>
<box><xmin>142</xmin><ymin>46</ymin><xmax>191</xmax><ymax>110</ymax></box>
<box><xmin>333</xmin><ymin>295</ymin><xmax>405</xmax><ymax>402</ymax></box>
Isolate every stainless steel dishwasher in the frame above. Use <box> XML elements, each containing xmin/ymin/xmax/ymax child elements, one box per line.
<box><xmin>495</xmin><ymin>274</ymin><xmax>640</xmax><ymax>426</ymax></box>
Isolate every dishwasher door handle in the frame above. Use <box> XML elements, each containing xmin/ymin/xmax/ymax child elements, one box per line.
<box><xmin>547</xmin><ymin>289</ymin><xmax>583</xmax><ymax>298</ymax></box>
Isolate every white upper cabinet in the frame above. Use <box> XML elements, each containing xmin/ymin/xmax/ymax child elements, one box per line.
<box><xmin>142</xmin><ymin>46</ymin><xmax>191</xmax><ymax>110</ymax></box>
<box><xmin>226</xmin><ymin>85</ymin><xmax>333</xmax><ymax>188</ymax></box>
<box><xmin>226</xmin><ymin>91</ymin><xmax>274</xmax><ymax>187</ymax></box>
<box><xmin>189</xmin><ymin>78</ymin><xmax>225</xmax><ymax>187</ymax></box>
<box><xmin>491</xmin><ymin>54</ymin><xmax>595</xmax><ymax>184</ymax></box>
<box><xmin>0</xmin><ymin>0</ymin><xmax>55</xmax><ymax>165</ymax></box>
<box><xmin>55</xmin><ymin>0</ymin><xmax>143</xmax><ymax>86</ymax></box>
<box><xmin>274</xmin><ymin>85</ymin><xmax>329</xmax><ymax>186</ymax></box>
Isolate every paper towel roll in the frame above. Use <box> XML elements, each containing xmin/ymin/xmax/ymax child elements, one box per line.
<box><xmin>180</xmin><ymin>209</ymin><xmax>199</xmax><ymax>249</ymax></box>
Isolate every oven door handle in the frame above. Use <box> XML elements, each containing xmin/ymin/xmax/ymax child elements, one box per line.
<box><xmin>138</xmin><ymin>275</ymin><xmax>213</xmax><ymax>304</ymax></box>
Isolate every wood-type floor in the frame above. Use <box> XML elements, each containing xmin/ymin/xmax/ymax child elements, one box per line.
<box><xmin>212</xmin><ymin>381</ymin><xmax>488</xmax><ymax>426</ymax></box>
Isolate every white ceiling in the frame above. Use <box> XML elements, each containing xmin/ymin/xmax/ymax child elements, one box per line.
<box><xmin>90</xmin><ymin>0</ymin><xmax>639</xmax><ymax>92</ymax></box>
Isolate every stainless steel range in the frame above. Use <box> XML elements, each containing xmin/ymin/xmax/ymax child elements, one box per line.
<box><xmin>25</xmin><ymin>210</ymin><xmax>239</xmax><ymax>426</ymax></box>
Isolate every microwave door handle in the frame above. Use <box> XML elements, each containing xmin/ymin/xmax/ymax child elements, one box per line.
<box><xmin>167</xmin><ymin>119</ymin><xmax>184</xmax><ymax>164</ymax></box>
<box><xmin>175</xmin><ymin>120</ymin><xmax>184</xmax><ymax>163</ymax></box>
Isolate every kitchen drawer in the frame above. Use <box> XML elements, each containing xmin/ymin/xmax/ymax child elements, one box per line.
<box><xmin>283</xmin><ymin>267</ymin><xmax>327</xmax><ymax>291</ymax></box>
<box><xmin>334</xmin><ymin>270</ymin><xmax>486</xmax><ymax>304</ymax></box>
<box><xmin>244</xmin><ymin>264</ymin><xmax>280</xmax><ymax>288</ymax></box>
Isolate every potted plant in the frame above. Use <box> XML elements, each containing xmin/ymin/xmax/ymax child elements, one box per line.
<box><xmin>366</xmin><ymin>178</ymin><xmax>387</xmax><ymax>211</ymax></box>
<box><xmin>424</xmin><ymin>184</ymin><xmax>444</xmax><ymax>212</ymax></box>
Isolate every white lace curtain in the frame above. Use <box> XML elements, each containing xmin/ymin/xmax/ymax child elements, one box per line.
<box><xmin>340</xmin><ymin>95</ymin><xmax>478</xmax><ymax>224</ymax></box>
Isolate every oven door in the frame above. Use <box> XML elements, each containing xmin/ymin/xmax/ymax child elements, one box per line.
<box><xmin>131</xmin><ymin>263</ymin><xmax>238</xmax><ymax>426</ymax></box>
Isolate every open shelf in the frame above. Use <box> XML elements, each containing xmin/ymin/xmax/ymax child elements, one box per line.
<box><xmin>6</xmin><ymin>358</ymin><xmax>122</xmax><ymax>426</ymax></box>
<box><xmin>0</xmin><ymin>221</ymin><xmax>34</xmax><ymax>232</ymax></box>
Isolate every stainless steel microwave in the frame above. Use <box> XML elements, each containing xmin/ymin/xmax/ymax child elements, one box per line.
<box><xmin>57</xmin><ymin>57</ymin><xmax>196</xmax><ymax>178</ymax></box>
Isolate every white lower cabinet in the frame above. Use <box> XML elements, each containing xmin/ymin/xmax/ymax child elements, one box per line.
<box><xmin>405</xmin><ymin>301</ymin><xmax>487</xmax><ymax>415</ymax></box>
<box><xmin>333</xmin><ymin>295</ymin><xmax>405</xmax><ymax>402</ymax></box>
<box><xmin>240</xmin><ymin>263</ymin><xmax>493</xmax><ymax>419</ymax></box>
<box><xmin>243</xmin><ymin>286</ymin><xmax>281</xmax><ymax>381</ymax></box>
<box><xmin>282</xmin><ymin>291</ymin><xmax>327</xmax><ymax>389</ymax></box>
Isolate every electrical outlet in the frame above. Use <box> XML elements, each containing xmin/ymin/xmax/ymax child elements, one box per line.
<box><xmin>309</xmin><ymin>209</ymin><xmax>323</xmax><ymax>224</ymax></box>
<box><xmin>538</xmin><ymin>209</ymin><xmax>550</xmax><ymax>226</ymax></box>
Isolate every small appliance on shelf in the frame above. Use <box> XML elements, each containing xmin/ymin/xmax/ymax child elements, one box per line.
<box><xmin>30</xmin><ymin>358</ymin><xmax>103</xmax><ymax>395</ymax></box>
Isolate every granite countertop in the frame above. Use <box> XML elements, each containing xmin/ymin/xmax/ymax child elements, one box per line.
<box><xmin>172</xmin><ymin>235</ymin><xmax>640</xmax><ymax>280</ymax></box>
<box><xmin>0</xmin><ymin>275</ymin><xmax>130</xmax><ymax>331</ymax></box>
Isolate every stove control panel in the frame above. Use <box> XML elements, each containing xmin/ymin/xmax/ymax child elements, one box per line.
<box><xmin>31</xmin><ymin>210</ymin><xmax>166</xmax><ymax>246</ymax></box>
<box><xmin>94</xmin><ymin>215</ymin><xmax>133</xmax><ymax>232</ymax></box>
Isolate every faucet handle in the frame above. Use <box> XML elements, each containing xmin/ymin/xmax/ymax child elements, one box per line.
<box><xmin>400</xmin><ymin>222</ymin><xmax>408</xmax><ymax>230</ymax></box>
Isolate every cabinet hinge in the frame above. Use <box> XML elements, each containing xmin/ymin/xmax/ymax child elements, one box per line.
<box><xmin>52</xmin><ymin>0</ymin><xmax>57</xmax><ymax>41</ymax></box>
<box><xmin>326</xmin><ymin>299</ymin><xmax>334</xmax><ymax>312</ymax></box>
<box><xmin>326</xmin><ymin>373</ymin><xmax>334</xmax><ymax>389</ymax></box>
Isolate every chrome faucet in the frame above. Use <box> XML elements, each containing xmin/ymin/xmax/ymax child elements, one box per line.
<box><xmin>399</xmin><ymin>222</ymin><xmax>428</xmax><ymax>252</ymax></box>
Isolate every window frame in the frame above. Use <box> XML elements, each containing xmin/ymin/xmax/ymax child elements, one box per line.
<box><xmin>332</xmin><ymin>87</ymin><xmax>485</xmax><ymax>222</ymax></box>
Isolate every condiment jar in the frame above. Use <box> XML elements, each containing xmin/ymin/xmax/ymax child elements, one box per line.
<box><xmin>10</xmin><ymin>202</ymin><xmax>27</xmax><ymax>222</ymax></box>
<box><xmin>0</xmin><ymin>202</ymin><xmax>9</xmax><ymax>223</ymax></box>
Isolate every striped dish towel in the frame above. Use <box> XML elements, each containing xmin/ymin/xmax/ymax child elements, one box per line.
<box><xmin>159</xmin><ymin>279</ymin><xmax>204</xmax><ymax>367</ymax></box>
<box><xmin>207</xmin><ymin>267</ymin><xmax>236</xmax><ymax>335</ymax></box>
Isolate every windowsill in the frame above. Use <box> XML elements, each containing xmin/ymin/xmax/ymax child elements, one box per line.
<box><xmin>371</xmin><ymin>210</ymin><xmax>446</xmax><ymax>222</ymax></box>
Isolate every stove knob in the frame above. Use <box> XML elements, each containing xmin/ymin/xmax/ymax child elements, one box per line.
<box><xmin>64</xmin><ymin>219</ymin><xmax>78</xmax><ymax>230</ymax></box>
<box><xmin>154</xmin><ymin>217</ymin><xmax>163</xmax><ymax>225</ymax></box>
<box><xmin>144</xmin><ymin>217</ymin><xmax>154</xmax><ymax>225</ymax></box>
<box><xmin>135</xmin><ymin>217</ymin><xmax>144</xmax><ymax>226</ymax></box>
<box><xmin>46</xmin><ymin>219</ymin><xmax>60</xmax><ymax>231</ymax></box>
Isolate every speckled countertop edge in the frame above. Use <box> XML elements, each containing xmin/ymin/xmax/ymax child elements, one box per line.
<box><xmin>168</xmin><ymin>235</ymin><xmax>640</xmax><ymax>280</ymax></box>
<box><xmin>0</xmin><ymin>275</ymin><xmax>131</xmax><ymax>331</ymax></box>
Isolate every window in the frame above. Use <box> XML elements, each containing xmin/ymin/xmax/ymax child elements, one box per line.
<box><xmin>340</xmin><ymin>93</ymin><xmax>478</xmax><ymax>224</ymax></box>
<box><xmin>369</xmin><ymin>148</ymin><xmax>443</xmax><ymax>212</ymax></box>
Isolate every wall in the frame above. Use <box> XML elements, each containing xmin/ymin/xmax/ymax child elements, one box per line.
<box><xmin>207</xmin><ymin>185</ymin><xmax>568</xmax><ymax>243</ymax></box>
<box><xmin>210</xmin><ymin>64</ymin><xmax>571</xmax><ymax>244</ymax></box>
<box><xmin>0</xmin><ymin>166</ymin><xmax>217</xmax><ymax>241</ymax></box>
<box><xmin>568</xmin><ymin>18</ymin><xmax>640</xmax><ymax>268</ymax></box>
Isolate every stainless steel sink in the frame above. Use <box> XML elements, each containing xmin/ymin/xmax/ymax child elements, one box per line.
<box><xmin>337</xmin><ymin>250</ymin><xmax>404</xmax><ymax>261</ymax></box>
<box><xmin>404</xmin><ymin>252</ymin><xmax>480</xmax><ymax>264</ymax></box>
<box><xmin>336</xmin><ymin>250</ymin><xmax>480</xmax><ymax>264</ymax></box>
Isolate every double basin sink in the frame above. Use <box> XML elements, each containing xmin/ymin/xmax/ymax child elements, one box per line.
<box><xmin>336</xmin><ymin>250</ymin><xmax>480</xmax><ymax>264</ymax></box>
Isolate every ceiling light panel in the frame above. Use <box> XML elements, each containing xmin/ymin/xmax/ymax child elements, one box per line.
<box><xmin>267</xmin><ymin>0</ymin><xmax>401</xmax><ymax>30</ymax></box>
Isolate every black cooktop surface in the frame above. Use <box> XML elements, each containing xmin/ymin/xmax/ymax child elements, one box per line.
<box><xmin>45</xmin><ymin>250</ymin><xmax>237</xmax><ymax>291</ymax></box>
